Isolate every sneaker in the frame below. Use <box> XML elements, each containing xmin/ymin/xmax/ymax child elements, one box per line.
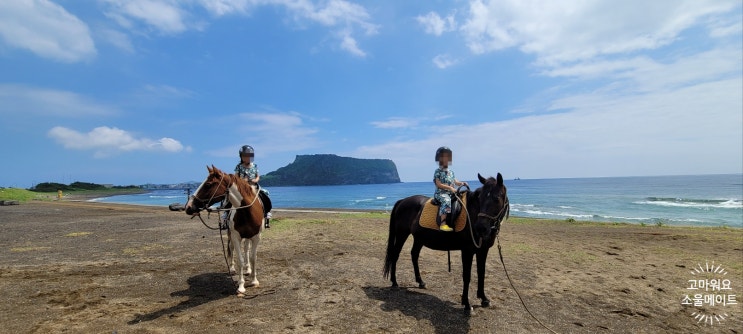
<box><xmin>439</xmin><ymin>224</ymin><xmax>454</xmax><ymax>232</ymax></box>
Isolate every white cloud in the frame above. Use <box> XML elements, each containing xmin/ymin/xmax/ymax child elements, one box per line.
<box><xmin>458</xmin><ymin>0</ymin><xmax>739</xmax><ymax>66</ymax></box>
<box><xmin>215</xmin><ymin>111</ymin><xmax>321</xmax><ymax>154</ymax></box>
<box><xmin>432</xmin><ymin>54</ymin><xmax>458</xmax><ymax>69</ymax></box>
<box><xmin>0</xmin><ymin>84</ymin><xmax>116</xmax><ymax>117</ymax></box>
<box><xmin>96</xmin><ymin>27</ymin><xmax>134</xmax><ymax>53</ymax></box>
<box><xmin>198</xmin><ymin>0</ymin><xmax>252</xmax><ymax>16</ymax></box>
<box><xmin>103</xmin><ymin>0</ymin><xmax>190</xmax><ymax>34</ymax></box>
<box><xmin>0</xmin><ymin>0</ymin><xmax>96</xmax><ymax>62</ymax></box>
<box><xmin>338</xmin><ymin>29</ymin><xmax>366</xmax><ymax>57</ymax></box>
<box><xmin>103</xmin><ymin>0</ymin><xmax>377</xmax><ymax>56</ymax></box>
<box><xmin>48</xmin><ymin>126</ymin><xmax>190</xmax><ymax>157</ymax></box>
<box><xmin>356</xmin><ymin>75</ymin><xmax>742</xmax><ymax>181</ymax></box>
<box><xmin>371</xmin><ymin>117</ymin><xmax>420</xmax><ymax>129</ymax></box>
<box><xmin>139</xmin><ymin>84</ymin><xmax>195</xmax><ymax>99</ymax></box>
<box><xmin>371</xmin><ymin>115</ymin><xmax>453</xmax><ymax>130</ymax></box>
<box><xmin>416</xmin><ymin>11</ymin><xmax>457</xmax><ymax>36</ymax></box>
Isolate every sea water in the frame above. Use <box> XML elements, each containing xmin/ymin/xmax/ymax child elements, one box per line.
<box><xmin>91</xmin><ymin>174</ymin><xmax>742</xmax><ymax>228</ymax></box>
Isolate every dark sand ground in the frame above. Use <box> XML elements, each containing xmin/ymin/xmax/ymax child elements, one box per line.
<box><xmin>0</xmin><ymin>200</ymin><xmax>741</xmax><ymax>333</ymax></box>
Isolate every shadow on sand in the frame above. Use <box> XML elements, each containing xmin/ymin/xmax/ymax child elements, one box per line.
<box><xmin>128</xmin><ymin>272</ymin><xmax>234</xmax><ymax>324</ymax></box>
<box><xmin>363</xmin><ymin>285</ymin><xmax>474</xmax><ymax>334</ymax></box>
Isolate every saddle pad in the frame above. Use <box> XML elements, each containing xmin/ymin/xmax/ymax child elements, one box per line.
<box><xmin>419</xmin><ymin>196</ymin><xmax>467</xmax><ymax>232</ymax></box>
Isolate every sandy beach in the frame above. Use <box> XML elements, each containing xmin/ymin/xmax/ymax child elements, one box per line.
<box><xmin>0</xmin><ymin>200</ymin><xmax>741</xmax><ymax>333</ymax></box>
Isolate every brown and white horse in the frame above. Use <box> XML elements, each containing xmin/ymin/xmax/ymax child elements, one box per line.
<box><xmin>185</xmin><ymin>165</ymin><xmax>264</xmax><ymax>294</ymax></box>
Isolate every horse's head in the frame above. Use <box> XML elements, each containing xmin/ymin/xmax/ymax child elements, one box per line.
<box><xmin>185</xmin><ymin>165</ymin><xmax>230</xmax><ymax>215</ymax></box>
<box><xmin>473</xmin><ymin>173</ymin><xmax>509</xmax><ymax>241</ymax></box>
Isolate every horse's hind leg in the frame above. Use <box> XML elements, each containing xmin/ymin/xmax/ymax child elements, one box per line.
<box><xmin>244</xmin><ymin>238</ymin><xmax>252</xmax><ymax>275</ymax></box>
<box><xmin>411</xmin><ymin>239</ymin><xmax>426</xmax><ymax>289</ymax></box>
<box><xmin>386</xmin><ymin>232</ymin><xmax>408</xmax><ymax>288</ymax></box>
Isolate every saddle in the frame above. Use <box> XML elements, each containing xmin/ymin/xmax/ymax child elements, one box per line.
<box><xmin>255</xmin><ymin>185</ymin><xmax>272</xmax><ymax>214</ymax></box>
<box><xmin>419</xmin><ymin>194</ymin><xmax>467</xmax><ymax>232</ymax></box>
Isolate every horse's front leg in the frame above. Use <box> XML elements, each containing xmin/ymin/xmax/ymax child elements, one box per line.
<box><xmin>476</xmin><ymin>250</ymin><xmax>490</xmax><ymax>307</ymax></box>
<box><xmin>230</xmin><ymin>231</ymin><xmax>247</xmax><ymax>294</ymax></box>
<box><xmin>461</xmin><ymin>250</ymin><xmax>474</xmax><ymax>312</ymax></box>
<box><xmin>245</xmin><ymin>233</ymin><xmax>260</xmax><ymax>287</ymax></box>
<box><xmin>411</xmin><ymin>239</ymin><xmax>426</xmax><ymax>289</ymax></box>
<box><xmin>226</xmin><ymin>230</ymin><xmax>237</xmax><ymax>275</ymax></box>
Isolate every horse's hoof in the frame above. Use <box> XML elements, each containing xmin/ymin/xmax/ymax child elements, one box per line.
<box><xmin>247</xmin><ymin>281</ymin><xmax>259</xmax><ymax>288</ymax></box>
<box><xmin>236</xmin><ymin>292</ymin><xmax>245</xmax><ymax>298</ymax></box>
<box><xmin>463</xmin><ymin>305</ymin><xmax>473</xmax><ymax>316</ymax></box>
<box><xmin>481</xmin><ymin>299</ymin><xmax>490</xmax><ymax>308</ymax></box>
<box><xmin>418</xmin><ymin>282</ymin><xmax>426</xmax><ymax>289</ymax></box>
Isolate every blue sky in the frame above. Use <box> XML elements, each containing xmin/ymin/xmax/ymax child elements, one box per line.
<box><xmin>0</xmin><ymin>0</ymin><xmax>741</xmax><ymax>186</ymax></box>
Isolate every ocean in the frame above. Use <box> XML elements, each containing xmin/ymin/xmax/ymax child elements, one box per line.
<box><xmin>90</xmin><ymin>174</ymin><xmax>743</xmax><ymax>228</ymax></box>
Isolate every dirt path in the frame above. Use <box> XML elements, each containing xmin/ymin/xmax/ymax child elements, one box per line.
<box><xmin>0</xmin><ymin>201</ymin><xmax>740</xmax><ymax>333</ymax></box>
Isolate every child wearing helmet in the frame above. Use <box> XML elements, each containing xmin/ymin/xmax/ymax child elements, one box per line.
<box><xmin>236</xmin><ymin>145</ymin><xmax>260</xmax><ymax>185</ymax></box>
<box><xmin>235</xmin><ymin>145</ymin><xmax>273</xmax><ymax>228</ymax></box>
<box><xmin>433</xmin><ymin>146</ymin><xmax>467</xmax><ymax>232</ymax></box>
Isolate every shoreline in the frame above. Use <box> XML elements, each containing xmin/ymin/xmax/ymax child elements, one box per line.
<box><xmin>46</xmin><ymin>199</ymin><xmax>743</xmax><ymax>229</ymax></box>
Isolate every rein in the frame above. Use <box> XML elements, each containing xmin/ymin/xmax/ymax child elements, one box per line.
<box><xmin>191</xmin><ymin>174</ymin><xmax>261</xmax><ymax>214</ymax></box>
<box><xmin>497</xmin><ymin>236</ymin><xmax>559</xmax><ymax>334</ymax></box>
<box><xmin>457</xmin><ymin>193</ymin><xmax>556</xmax><ymax>333</ymax></box>
<box><xmin>455</xmin><ymin>194</ymin><xmax>509</xmax><ymax>249</ymax></box>
<box><xmin>190</xmin><ymin>173</ymin><xmax>263</xmax><ymax>293</ymax></box>
<box><xmin>190</xmin><ymin>171</ymin><xmax>227</xmax><ymax>210</ymax></box>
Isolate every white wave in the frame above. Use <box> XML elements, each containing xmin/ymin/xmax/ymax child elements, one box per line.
<box><xmin>511</xmin><ymin>207</ymin><xmax>593</xmax><ymax>219</ymax></box>
<box><xmin>635</xmin><ymin>199</ymin><xmax>742</xmax><ymax>209</ymax></box>
<box><xmin>149</xmin><ymin>195</ymin><xmax>182</xmax><ymax>199</ymax></box>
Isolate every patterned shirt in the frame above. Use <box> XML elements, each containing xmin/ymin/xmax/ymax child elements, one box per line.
<box><xmin>433</xmin><ymin>167</ymin><xmax>456</xmax><ymax>195</ymax></box>
<box><xmin>235</xmin><ymin>163</ymin><xmax>259</xmax><ymax>184</ymax></box>
<box><xmin>433</xmin><ymin>167</ymin><xmax>457</xmax><ymax>215</ymax></box>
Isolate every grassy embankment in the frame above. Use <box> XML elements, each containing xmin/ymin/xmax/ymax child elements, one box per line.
<box><xmin>0</xmin><ymin>187</ymin><xmax>146</xmax><ymax>202</ymax></box>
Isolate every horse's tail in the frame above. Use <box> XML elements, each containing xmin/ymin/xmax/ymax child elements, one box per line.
<box><xmin>383</xmin><ymin>199</ymin><xmax>403</xmax><ymax>279</ymax></box>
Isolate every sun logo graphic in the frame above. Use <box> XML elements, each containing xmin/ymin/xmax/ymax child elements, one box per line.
<box><xmin>681</xmin><ymin>261</ymin><xmax>738</xmax><ymax>326</ymax></box>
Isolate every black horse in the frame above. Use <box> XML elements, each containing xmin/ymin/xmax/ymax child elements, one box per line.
<box><xmin>383</xmin><ymin>173</ymin><xmax>510</xmax><ymax>312</ymax></box>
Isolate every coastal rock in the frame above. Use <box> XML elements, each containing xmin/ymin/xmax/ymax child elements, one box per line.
<box><xmin>260</xmin><ymin>154</ymin><xmax>401</xmax><ymax>186</ymax></box>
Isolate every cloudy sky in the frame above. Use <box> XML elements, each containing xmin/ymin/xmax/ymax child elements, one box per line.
<box><xmin>0</xmin><ymin>0</ymin><xmax>741</xmax><ymax>186</ymax></box>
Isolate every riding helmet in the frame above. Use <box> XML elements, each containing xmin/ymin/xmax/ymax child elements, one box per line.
<box><xmin>435</xmin><ymin>146</ymin><xmax>452</xmax><ymax>162</ymax></box>
<box><xmin>240</xmin><ymin>145</ymin><xmax>255</xmax><ymax>161</ymax></box>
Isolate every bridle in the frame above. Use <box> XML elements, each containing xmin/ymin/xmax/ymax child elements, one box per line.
<box><xmin>454</xmin><ymin>188</ymin><xmax>510</xmax><ymax>249</ymax></box>
<box><xmin>477</xmin><ymin>197</ymin><xmax>510</xmax><ymax>231</ymax></box>
<box><xmin>190</xmin><ymin>172</ymin><xmax>229</xmax><ymax>212</ymax></box>
<box><xmin>191</xmin><ymin>172</ymin><xmax>261</xmax><ymax>213</ymax></box>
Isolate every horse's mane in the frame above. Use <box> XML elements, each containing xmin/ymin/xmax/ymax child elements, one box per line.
<box><xmin>227</xmin><ymin>173</ymin><xmax>257</xmax><ymax>203</ymax></box>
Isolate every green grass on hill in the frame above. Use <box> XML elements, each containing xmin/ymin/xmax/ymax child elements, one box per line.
<box><xmin>0</xmin><ymin>187</ymin><xmax>145</xmax><ymax>202</ymax></box>
<box><xmin>0</xmin><ymin>188</ymin><xmax>54</xmax><ymax>202</ymax></box>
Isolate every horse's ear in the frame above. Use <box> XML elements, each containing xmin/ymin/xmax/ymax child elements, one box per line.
<box><xmin>206</xmin><ymin>165</ymin><xmax>212</xmax><ymax>172</ymax></box>
<box><xmin>496</xmin><ymin>173</ymin><xmax>503</xmax><ymax>186</ymax></box>
<box><xmin>478</xmin><ymin>173</ymin><xmax>487</xmax><ymax>185</ymax></box>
